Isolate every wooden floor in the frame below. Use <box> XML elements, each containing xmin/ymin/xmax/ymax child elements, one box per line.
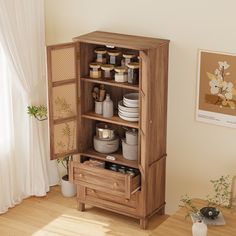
<box><xmin>0</xmin><ymin>186</ymin><xmax>168</xmax><ymax>236</ymax></box>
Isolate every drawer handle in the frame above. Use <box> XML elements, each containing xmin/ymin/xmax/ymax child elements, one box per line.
<box><xmin>79</xmin><ymin>174</ymin><xmax>83</xmax><ymax>178</ymax></box>
<box><xmin>125</xmin><ymin>199</ymin><xmax>129</xmax><ymax>203</ymax></box>
<box><xmin>113</xmin><ymin>182</ymin><xmax>118</xmax><ymax>188</ymax></box>
<box><xmin>91</xmin><ymin>189</ymin><xmax>96</xmax><ymax>194</ymax></box>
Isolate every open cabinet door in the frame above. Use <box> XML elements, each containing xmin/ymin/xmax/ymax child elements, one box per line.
<box><xmin>47</xmin><ymin>43</ymin><xmax>79</xmax><ymax>160</ymax></box>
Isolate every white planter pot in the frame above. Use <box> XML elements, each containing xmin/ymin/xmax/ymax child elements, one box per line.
<box><xmin>61</xmin><ymin>176</ymin><xmax>76</xmax><ymax>197</ymax></box>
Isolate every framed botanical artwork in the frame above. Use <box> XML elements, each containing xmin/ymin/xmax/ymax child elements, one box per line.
<box><xmin>196</xmin><ymin>50</ymin><xmax>236</xmax><ymax>128</ymax></box>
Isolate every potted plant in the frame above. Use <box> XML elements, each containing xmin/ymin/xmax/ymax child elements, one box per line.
<box><xmin>27</xmin><ymin>105</ymin><xmax>48</xmax><ymax>121</ymax></box>
<box><xmin>27</xmin><ymin>105</ymin><xmax>76</xmax><ymax>197</ymax></box>
<box><xmin>57</xmin><ymin>155</ymin><xmax>76</xmax><ymax>197</ymax></box>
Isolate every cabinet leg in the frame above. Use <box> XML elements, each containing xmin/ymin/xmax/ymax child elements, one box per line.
<box><xmin>140</xmin><ymin>218</ymin><xmax>148</xmax><ymax>229</ymax></box>
<box><xmin>159</xmin><ymin>206</ymin><xmax>165</xmax><ymax>215</ymax></box>
<box><xmin>77</xmin><ymin>202</ymin><xmax>85</xmax><ymax>211</ymax></box>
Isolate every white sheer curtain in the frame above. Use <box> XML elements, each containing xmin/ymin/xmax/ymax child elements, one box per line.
<box><xmin>0</xmin><ymin>0</ymin><xmax>59</xmax><ymax>213</ymax></box>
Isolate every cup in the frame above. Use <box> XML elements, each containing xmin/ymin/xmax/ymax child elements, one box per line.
<box><xmin>95</xmin><ymin>101</ymin><xmax>103</xmax><ymax>115</ymax></box>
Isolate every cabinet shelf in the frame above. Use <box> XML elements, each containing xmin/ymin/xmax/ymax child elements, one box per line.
<box><xmin>81</xmin><ymin>77</ymin><xmax>139</xmax><ymax>91</ymax></box>
<box><xmin>82</xmin><ymin>111</ymin><xmax>139</xmax><ymax>129</ymax></box>
<box><xmin>81</xmin><ymin>148</ymin><xmax>139</xmax><ymax>169</ymax></box>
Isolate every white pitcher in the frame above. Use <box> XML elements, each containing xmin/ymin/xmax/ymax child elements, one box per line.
<box><xmin>103</xmin><ymin>94</ymin><xmax>113</xmax><ymax>118</ymax></box>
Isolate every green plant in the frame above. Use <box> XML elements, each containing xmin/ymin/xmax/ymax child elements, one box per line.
<box><xmin>180</xmin><ymin>175</ymin><xmax>235</xmax><ymax>218</ymax></box>
<box><xmin>27</xmin><ymin>105</ymin><xmax>47</xmax><ymax>121</ymax></box>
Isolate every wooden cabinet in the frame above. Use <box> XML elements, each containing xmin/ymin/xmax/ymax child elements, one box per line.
<box><xmin>47</xmin><ymin>31</ymin><xmax>169</xmax><ymax>229</ymax></box>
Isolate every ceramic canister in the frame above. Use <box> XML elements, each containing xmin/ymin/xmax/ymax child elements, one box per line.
<box><xmin>126</xmin><ymin>128</ymin><xmax>138</xmax><ymax>145</ymax></box>
<box><xmin>96</xmin><ymin>123</ymin><xmax>115</xmax><ymax>140</ymax></box>
<box><xmin>122</xmin><ymin>140</ymin><xmax>138</xmax><ymax>161</ymax></box>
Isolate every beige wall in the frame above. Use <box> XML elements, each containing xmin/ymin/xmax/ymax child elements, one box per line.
<box><xmin>45</xmin><ymin>0</ymin><xmax>236</xmax><ymax>214</ymax></box>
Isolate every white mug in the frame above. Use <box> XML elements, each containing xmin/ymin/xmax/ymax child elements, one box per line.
<box><xmin>95</xmin><ymin>101</ymin><xmax>103</xmax><ymax>115</ymax></box>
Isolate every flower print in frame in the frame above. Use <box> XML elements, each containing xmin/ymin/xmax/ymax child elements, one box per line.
<box><xmin>196</xmin><ymin>50</ymin><xmax>236</xmax><ymax>128</ymax></box>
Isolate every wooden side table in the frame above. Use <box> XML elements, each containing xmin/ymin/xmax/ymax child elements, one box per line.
<box><xmin>152</xmin><ymin>199</ymin><xmax>236</xmax><ymax>236</ymax></box>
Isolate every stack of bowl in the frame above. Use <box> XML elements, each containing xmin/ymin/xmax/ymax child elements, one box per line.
<box><xmin>118</xmin><ymin>93</ymin><xmax>139</xmax><ymax>122</ymax></box>
<box><xmin>122</xmin><ymin>129</ymin><xmax>138</xmax><ymax>161</ymax></box>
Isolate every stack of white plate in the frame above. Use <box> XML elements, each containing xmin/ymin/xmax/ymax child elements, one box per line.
<box><xmin>118</xmin><ymin>93</ymin><xmax>139</xmax><ymax>122</ymax></box>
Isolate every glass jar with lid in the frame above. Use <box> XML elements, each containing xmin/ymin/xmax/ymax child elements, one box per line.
<box><xmin>114</xmin><ymin>66</ymin><xmax>128</xmax><ymax>83</ymax></box>
<box><xmin>101</xmin><ymin>64</ymin><xmax>114</xmax><ymax>79</ymax></box>
<box><xmin>121</xmin><ymin>52</ymin><xmax>137</xmax><ymax>67</ymax></box>
<box><xmin>127</xmin><ymin>62</ymin><xmax>139</xmax><ymax>84</ymax></box>
<box><xmin>89</xmin><ymin>62</ymin><xmax>101</xmax><ymax>79</ymax></box>
<box><xmin>107</xmin><ymin>49</ymin><xmax>121</xmax><ymax>66</ymax></box>
<box><xmin>94</xmin><ymin>48</ymin><xmax>107</xmax><ymax>64</ymax></box>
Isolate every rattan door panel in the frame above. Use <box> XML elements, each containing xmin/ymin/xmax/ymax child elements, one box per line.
<box><xmin>47</xmin><ymin>43</ymin><xmax>79</xmax><ymax>159</ymax></box>
<box><xmin>51</xmin><ymin>47</ymin><xmax>76</xmax><ymax>82</ymax></box>
<box><xmin>52</xmin><ymin>84</ymin><xmax>77</xmax><ymax>119</ymax></box>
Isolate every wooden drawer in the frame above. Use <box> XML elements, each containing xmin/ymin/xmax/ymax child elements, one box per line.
<box><xmin>81</xmin><ymin>186</ymin><xmax>140</xmax><ymax>217</ymax></box>
<box><xmin>86</xmin><ymin>188</ymin><xmax>138</xmax><ymax>208</ymax></box>
<box><xmin>71</xmin><ymin>161</ymin><xmax>140</xmax><ymax>199</ymax></box>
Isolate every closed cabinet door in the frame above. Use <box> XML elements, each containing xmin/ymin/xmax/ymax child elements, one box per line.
<box><xmin>47</xmin><ymin>43</ymin><xmax>79</xmax><ymax>159</ymax></box>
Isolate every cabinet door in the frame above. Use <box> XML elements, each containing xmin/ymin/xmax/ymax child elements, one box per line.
<box><xmin>47</xmin><ymin>43</ymin><xmax>79</xmax><ymax>159</ymax></box>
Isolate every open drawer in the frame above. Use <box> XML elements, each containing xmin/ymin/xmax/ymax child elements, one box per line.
<box><xmin>70</xmin><ymin>161</ymin><xmax>141</xmax><ymax>199</ymax></box>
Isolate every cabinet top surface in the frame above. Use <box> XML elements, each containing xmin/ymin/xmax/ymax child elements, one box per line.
<box><xmin>73</xmin><ymin>31</ymin><xmax>169</xmax><ymax>50</ymax></box>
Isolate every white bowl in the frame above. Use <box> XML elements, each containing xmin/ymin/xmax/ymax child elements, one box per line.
<box><xmin>123</xmin><ymin>98</ymin><xmax>139</xmax><ymax>105</ymax></box>
<box><xmin>118</xmin><ymin>113</ymin><xmax>139</xmax><ymax>122</ymax></box>
<box><xmin>123</xmin><ymin>93</ymin><xmax>139</xmax><ymax>102</ymax></box>
<box><xmin>118</xmin><ymin>101</ymin><xmax>139</xmax><ymax>112</ymax></box>
<box><xmin>123</xmin><ymin>100</ymin><xmax>139</xmax><ymax>108</ymax></box>
<box><xmin>118</xmin><ymin>109</ymin><xmax>139</xmax><ymax>118</ymax></box>
<box><xmin>123</xmin><ymin>99</ymin><xmax>139</xmax><ymax>106</ymax></box>
<box><xmin>123</xmin><ymin>97</ymin><xmax>139</xmax><ymax>103</ymax></box>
